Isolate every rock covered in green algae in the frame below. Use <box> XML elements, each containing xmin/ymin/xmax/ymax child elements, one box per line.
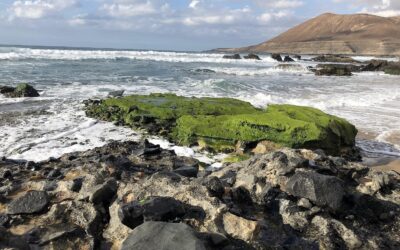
<box><xmin>384</xmin><ymin>63</ymin><xmax>400</xmax><ymax>75</ymax></box>
<box><xmin>174</xmin><ymin>104</ymin><xmax>357</xmax><ymax>154</ymax></box>
<box><xmin>2</xmin><ymin>83</ymin><xmax>40</xmax><ymax>98</ymax></box>
<box><xmin>85</xmin><ymin>94</ymin><xmax>357</xmax><ymax>155</ymax></box>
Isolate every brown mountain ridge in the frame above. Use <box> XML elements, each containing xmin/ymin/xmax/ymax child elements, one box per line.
<box><xmin>217</xmin><ymin>13</ymin><xmax>400</xmax><ymax>56</ymax></box>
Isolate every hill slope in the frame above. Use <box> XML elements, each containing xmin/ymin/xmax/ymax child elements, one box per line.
<box><xmin>220</xmin><ymin>13</ymin><xmax>400</xmax><ymax>56</ymax></box>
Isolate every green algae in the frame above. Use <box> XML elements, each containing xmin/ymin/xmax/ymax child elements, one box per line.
<box><xmin>174</xmin><ymin>104</ymin><xmax>357</xmax><ymax>154</ymax></box>
<box><xmin>384</xmin><ymin>66</ymin><xmax>400</xmax><ymax>75</ymax></box>
<box><xmin>85</xmin><ymin>94</ymin><xmax>357</xmax><ymax>155</ymax></box>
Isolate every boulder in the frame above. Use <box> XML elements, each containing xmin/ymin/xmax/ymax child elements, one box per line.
<box><xmin>204</xmin><ymin>176</ymin><xmax>225</xmax><ymax>198</ymax></box>
<box><xmin>244</xmin><ymin>53</ymin><xmax>261</xmax><ymax>60</ymax></box>
<box><xmin>222</xmin><ymin>212</ymin><xmax>258</xmax><ymax>242</ymax></box>
<box><xmin>223</xmin><ymin>54</ymin><xmax>241</xmax><ymax>60</ymax></box>
<box><xmin>283</xmin><ymin>56</ymin><xmax>294</xmax><ymax>62</ymax></box>
<box><xmin>121</xmin><ymin>222</ymin><xmax>207</xmax><ymax>250</ymax></box>
<box><xmin>119</xmin><ymin>197</ymin><xmax>186</xmax><ymax>229</ymax></box>
<box><xmin>285</xmin><ymin>171</ymin><xmax>344</xmax><ymax>211</ymax></box>
<box><xmin>271</xmin><ymin>53</ymin><xmax>283</xmax><ymax>62</ymax></box>
<box><xmin>7</xmin><ymin>191</ymin><xmax>49</xmax><ymax>215</ymax></box>
<box><xmin>173</xmin><ymin>166</ymin><xmax>198</xmax><ymax>177</ymax></box>
<box><xmin>2</xmin><ymin>83</ymin><xmax>40</xmax><ymax>98</ymax></box>
<box><xmin>89</xmin><ymin>178</ymin><xmax>118</xmax><ymax>205</ymax></box>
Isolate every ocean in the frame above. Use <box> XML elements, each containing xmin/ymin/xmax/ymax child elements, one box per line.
<box><xmin>0</xmin><ymin>45</ymin><xmax>399</xmax><ymax>164</ymax></box>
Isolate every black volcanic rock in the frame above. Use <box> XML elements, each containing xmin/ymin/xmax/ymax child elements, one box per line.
<box><xmin>7</xmin><ymin>191</ymin><xmax>49</xmax><ymax>215</ymax></box>
<box><xmin>223</xmin><ymin>54</ymin><xmax>241</xmax><ymax>59</ymax></box>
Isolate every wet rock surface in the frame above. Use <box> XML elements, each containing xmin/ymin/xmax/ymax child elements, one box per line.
<box><xmin>0</xmin><ymin>141</ymin><xmax>399</xmax><ymax>249</ymax></box>
<box><xmin>223</xmin><ymin>54</ymin><xmax>242</xmax><ymax>60</ymax></box>
<box><xmin>0</xmin><ymin>83</ymin><xmax>40</xmax><ymax>98</ymax></box>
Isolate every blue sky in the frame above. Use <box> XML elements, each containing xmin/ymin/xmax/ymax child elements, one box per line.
<box><xmin>0</xmin><ymin>0</ymin><xmax>399</xmax><ymax>51</ymax></box>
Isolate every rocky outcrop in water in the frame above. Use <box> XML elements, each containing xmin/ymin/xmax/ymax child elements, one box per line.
<box><xmin>271</xmin><ymin>53</ymin><xmax>283</xmax><ymax>62</ymax></box>
<box><xmin>313</xmin><ymin>64</ymin><xmax>360</xmax><ymax>76</ymax></box>
<box><xmin>283</xmin><ymin>56</ymin><xmax>294</xmax><ymax>62</ymax></box>
<box><xmin>0</xmin><ymin>83</ymin><xmax>40</xmax><ymax>98</ymax></box>
<box><xmin>243</xmin><ymin>54</ymin><xmax>261</xmax><ymax>60</ymax></box>
<box><xmin>84</xmin><ymin>94</ymin><xmax>358</xmax><ymax>156</ymax></box>
<box><xmin>0</xmin><ymin>141</ymin><xmax>399</xmax><ymax>249</ymax></box>
<box><xmin>223</xmin><ymin>54</ymin><xmax>241</xmax><ymax>60</ymax></box>
<box><xmin>312</xmin><ymin>55</ymin><xmax>360</xmax><ymax>63</ymax></box>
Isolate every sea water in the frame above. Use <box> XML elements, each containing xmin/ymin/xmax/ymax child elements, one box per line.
<box><xmin>0</xmin><ymin>46</ymin><xmax>399</xmax><ymax>164</ymax></box>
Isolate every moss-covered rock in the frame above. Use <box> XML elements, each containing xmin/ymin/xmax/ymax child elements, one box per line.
<box><xmin>174</xmin><ymin>104</ymin><xmax>357</xmax><ymax>154</ymax></box>
<box><xmin>314</xmin><ymin>64</ymin><xmax>356</xmax><ymax>76</ymax></box>
<box><xmin>0</xmin><ymin>83</ymin><xmax>40</xmax><ymax>98</ymax></box>
<box><xmin>85</xmin><ymin>94</ymin><xmax>357</xmax><ymax>155</ymax></box>
<box><xmin>384</xmin><ymin>63</ymin><xmax>400</xmax><ymax>75</ymax></box>
<box><xmin>86</xmin><ymin>93</ymin><xmax>259</xmax><ymax>133</ymax></box>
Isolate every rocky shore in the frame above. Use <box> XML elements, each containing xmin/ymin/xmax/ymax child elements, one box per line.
<box><xmin>0</xmin><ymin>139</ymin><xmax>399</xmax><ymax>249</ymax></box>
<box><xmin>0</xmin><ymin>93</ymin><xmax>399</xmax><ymax>249</ymax></box>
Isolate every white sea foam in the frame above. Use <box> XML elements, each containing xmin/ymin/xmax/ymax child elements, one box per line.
<box><xmin>204</xmin><ymin>65</ymin><xmax>310</xmax><ymax>76</ymax></box>
<box><xmin>0</xmin><ymin>47</ymin><xmax>278</xmax><ymax>65</ymax></box>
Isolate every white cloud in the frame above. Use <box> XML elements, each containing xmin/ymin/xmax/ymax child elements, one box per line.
<box><xmin>189</xmin><ymin>0</ymin><xmax>201</xmax><ymax>9</ymax></box>
<box><xmin>254</xmin><ymin>0</ymin><xmax>304</xmax><ymax>9</ymax></box>
<box><xmin>101</xmin><ymin>0</ymin><xmax>157</xmax><ymax>17</ymax></box>
<box><xmin>333</xmin><ymin>0</ymin><xmax>400</xmax><ymax>17</ymax></box>
<box><xmin>9</xmin><ymin>0</ymin><xmax>76</xmax><ymax>19</ymax></box>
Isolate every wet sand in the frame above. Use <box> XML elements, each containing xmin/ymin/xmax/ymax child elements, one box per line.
<box><xmin>374</xmin><ymin>159</ymin><xmax>400</xmax><ymax>173</ymax></box>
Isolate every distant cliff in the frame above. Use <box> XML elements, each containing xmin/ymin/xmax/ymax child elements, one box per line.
<box><xmin>215</xmin><ymin>13</ymin><xmax>400</xmax><ymax>56</ymax></box>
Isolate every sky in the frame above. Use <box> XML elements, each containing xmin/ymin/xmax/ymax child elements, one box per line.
<box><xmin>0</xmin><ymin>0</ymin><xmax>399</xmax><ymax>51</ymax></box>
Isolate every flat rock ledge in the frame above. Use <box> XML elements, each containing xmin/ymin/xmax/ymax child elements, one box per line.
<box><xmin>0</xmin><ymin>140</ymin><xmax>399</xmax><ymax>249</ymax></box>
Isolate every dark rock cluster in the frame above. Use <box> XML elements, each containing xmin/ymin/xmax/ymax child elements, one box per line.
<box><xmin>0</xmin><ymin>140</ymin><xmax>399</xmax><ymax>249</ymax></box>
<box><xmin>0</xmin><ymin>83</ymin><xmax>40</xmax><ymax>98</ymax></box>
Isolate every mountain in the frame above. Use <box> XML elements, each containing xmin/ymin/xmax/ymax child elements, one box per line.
<box><xmin>217</xmin><ymin>13</ymin><xmax>400</xmax><ymax>56</ymax></box>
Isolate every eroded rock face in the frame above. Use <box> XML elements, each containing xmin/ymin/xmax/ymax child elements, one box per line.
<box><xmin>0</xmin><ymin>141</ymin><xmax>399</xmax><ymax>249</ymax></box>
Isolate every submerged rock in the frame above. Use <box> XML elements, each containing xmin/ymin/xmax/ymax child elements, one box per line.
<box><xmin>1</xmin><ymin>83</ymin><xmax>40</xmax><ymax>98</ymax></box>
<box><xmin>223</xmin><ymin>54</ymin><xmax>241</xmax><ymax>60</ymax></box>
<box><xmin>312</xmin><ymin>55</ymin><xmax>359</xmax><ymax>63</ymax></box>
<box><xmin>85</xmin><ymin>94</ymin><xmax>357</xmax><ymax>155</ymax></box>
<box><xmin>244</xmin><ymin>53</ymin><xmax>261</xmax><ymax>60</ymax></box>
<box><xmin>384</xmin><ymin>62</ymin><xmax>400</xmax><ymax>75</ymax></box>
<box><xmin>283</xmin><ymin>55</ymin><xmax>294</xmax><ymax>62</ymax></box>
<box><xmin>108</xmin><ymin>90</ymin><xmax>125</xmax><ymax>97</ymax></box>
<box><xmin>314</xmin><ymin>64</ymin><xmax>355</xmax><ymax>76</ymax></box>
<box><xmin>361</xmin><ymin>59</ymin><xmax>389</xmax><ymax>71</ymax></box>
<box><xmin>271</xmin><ymin>53</ymin><xmax>283</xmax><ymax>62</ymax></box>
